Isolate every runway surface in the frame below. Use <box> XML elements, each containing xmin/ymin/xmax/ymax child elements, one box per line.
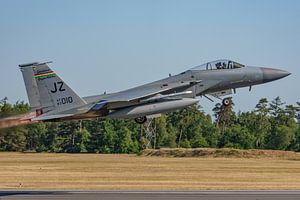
<box><xmin>0</xmin><ymin>190</ymin><xmax>299</xmax><ymax>200</ymax></box>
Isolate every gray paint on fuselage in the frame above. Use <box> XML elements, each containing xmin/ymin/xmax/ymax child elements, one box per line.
<box><xmin>81</xmin><ymin>66</ymin><xmax>264</xmax><ymax>106</ymax></box>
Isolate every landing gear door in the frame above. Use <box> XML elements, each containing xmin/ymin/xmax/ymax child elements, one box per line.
<box><xmin>208</xmin><ymin>89</ymin><xmax>233</xmax><ymax>98</ymax></box>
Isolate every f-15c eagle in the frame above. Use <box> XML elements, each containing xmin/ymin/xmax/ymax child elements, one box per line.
<box><xmin>1</xmin><ymin>59</ymin><xmax>291</xmax><ymax>128</ymax></box>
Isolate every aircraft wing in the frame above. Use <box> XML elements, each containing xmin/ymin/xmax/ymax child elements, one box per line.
<box><xmin>89</xmin><ymin>79</ymin><xmax>223</xmax><ymax>113</ymax></box>
<box><xmin>103</xmin><ymin>80</ymin><xmax>201</xmax><ymax>102</ymax></box>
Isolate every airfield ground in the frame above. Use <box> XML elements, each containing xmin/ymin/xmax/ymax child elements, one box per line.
<box><xmin>0</xmin><ymin>149</ymin><xmax>299</xmax><ymax>190</ymax></box>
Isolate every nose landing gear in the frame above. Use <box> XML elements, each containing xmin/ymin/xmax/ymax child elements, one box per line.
<box><xmin>222</xmin><ymin>98</ymin><xmax>231</xmax><ymax>107</ymax></box>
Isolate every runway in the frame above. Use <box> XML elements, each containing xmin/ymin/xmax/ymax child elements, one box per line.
<box><xmin>0</xmin><ymin>190</ymin><xmax>299</xmax><ymax>200</ymax></box>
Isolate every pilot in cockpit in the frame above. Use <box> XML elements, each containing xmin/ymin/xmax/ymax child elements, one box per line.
<box><xmin>215</xmin><ymin>62</ymin><xmax>222</xmax><ymax>69</ymax></box>
<box><xmin>222</xmin><ymin>62</ymin><xmax>226</xmax><ymax>69</ymax></box>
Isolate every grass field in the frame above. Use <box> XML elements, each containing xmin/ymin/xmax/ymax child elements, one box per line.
<box><xmin>0</xmin><ymin>152</ymin><xmax>299</xmax><ymax>190</ymax></box>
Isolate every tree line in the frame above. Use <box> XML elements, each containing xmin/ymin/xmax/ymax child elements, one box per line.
<box><xmin>0</xmin><ymin>97</ymin><xmax>299</xmax><ymax>153</ymax></box>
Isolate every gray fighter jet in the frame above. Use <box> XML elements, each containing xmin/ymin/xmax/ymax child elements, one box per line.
<box><xmin>18</xmin><ymin>59</ymin><xmax>290</xmax><ymax>124</ymax></box>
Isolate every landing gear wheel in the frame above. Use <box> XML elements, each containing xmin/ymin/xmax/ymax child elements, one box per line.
<box><xmin>134</xmin><ymin>116</ymin><xmax>147</xmax><ymax>124</ymax></box>
<box><xmin>222</xmin><ymin>98</ymin><xmax>231</xmax><ymax>107</ymax></box>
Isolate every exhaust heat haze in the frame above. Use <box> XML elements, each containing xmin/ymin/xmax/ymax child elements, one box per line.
<box><xmin>0</xmin><ymin>112</ymin><xmax>37</xmax><ymax>129</ymax></box>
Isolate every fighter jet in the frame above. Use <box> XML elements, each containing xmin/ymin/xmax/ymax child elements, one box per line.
<box><xmin>16</xmin><ymin>59</ymin><xmax>290</xmax><ymax>125</ymax></box>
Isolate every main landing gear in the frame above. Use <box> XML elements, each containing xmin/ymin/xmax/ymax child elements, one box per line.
<box><xmin>134</xmin><ymin>116</ymin><xmax>147</xmax><ymax>124</ymax></box>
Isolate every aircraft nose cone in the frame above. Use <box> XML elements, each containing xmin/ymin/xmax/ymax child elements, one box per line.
<box><xmin>261</xmin><ymin>67</ymin><xmax>291</xmax><ymax>83</ymax></box>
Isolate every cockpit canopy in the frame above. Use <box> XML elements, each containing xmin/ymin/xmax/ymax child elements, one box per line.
<box><xmin>190</xmin><ymin>59</ymin><xmax>245</xmax><ymax>71</ymax></box>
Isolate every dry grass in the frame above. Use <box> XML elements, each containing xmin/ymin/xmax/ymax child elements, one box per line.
<box><xmin>142</xmin><ymin>148</ymin><xmax>300</xmax><ymax>159</ymax></box>
<box><xmin>0</xmin><ymin>152</ymin><xmax>299</xmax><ymax>190</ymax></box>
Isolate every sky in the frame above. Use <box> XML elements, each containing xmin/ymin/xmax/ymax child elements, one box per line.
<box><xmin>0</xmin><ymin>0</ymin><xmax>299</xmax><ymax>114</ymax></box>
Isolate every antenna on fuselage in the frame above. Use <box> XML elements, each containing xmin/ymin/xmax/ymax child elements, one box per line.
<box><xmin>249</xmin><ymin>86</ymin><xmax>252</xmax><ymax>91</ymax></box>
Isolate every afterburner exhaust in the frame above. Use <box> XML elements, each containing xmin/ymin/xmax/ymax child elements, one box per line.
<box><xmin>0</xmin><ymin>112</ymin><xmax>37</xmax><ymax>129</ymax></box>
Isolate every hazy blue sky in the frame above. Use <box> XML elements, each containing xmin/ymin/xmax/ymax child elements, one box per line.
<box><xmin>0</xmin><ymin>0</ymin><xmax>299</xmax><ymax>114</ymax></box>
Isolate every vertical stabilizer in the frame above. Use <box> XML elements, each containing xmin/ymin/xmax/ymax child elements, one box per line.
<box><xmin>19</xmin><ymin>62</ymin><xmax>87</xmax><ymax>114</ymax></box>
<box><xmin>33</xmin><ymin>63</ymin><xmax>87</xmax><ymax>113</ymax></box>
<box><xmin>19</xmin><ymin>62</ymin><xmax>41</xmax><ymax>112</ymax></box>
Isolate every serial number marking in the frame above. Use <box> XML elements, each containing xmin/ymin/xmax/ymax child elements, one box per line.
<box><xmin>56</xmin><ymin>96</ymin><xmax>73</xmax><ymax>106</ymax></box>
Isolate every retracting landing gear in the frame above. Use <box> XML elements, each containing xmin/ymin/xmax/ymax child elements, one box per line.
<box><xmin>222</xmin><ymin>98</ymin><xmax>231</xmax><ymax>107</ymax></box>
<box><xmin>134</xmin><ymin>116</ymin><xmax>147</xmax><ymax>124</ymax></box>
